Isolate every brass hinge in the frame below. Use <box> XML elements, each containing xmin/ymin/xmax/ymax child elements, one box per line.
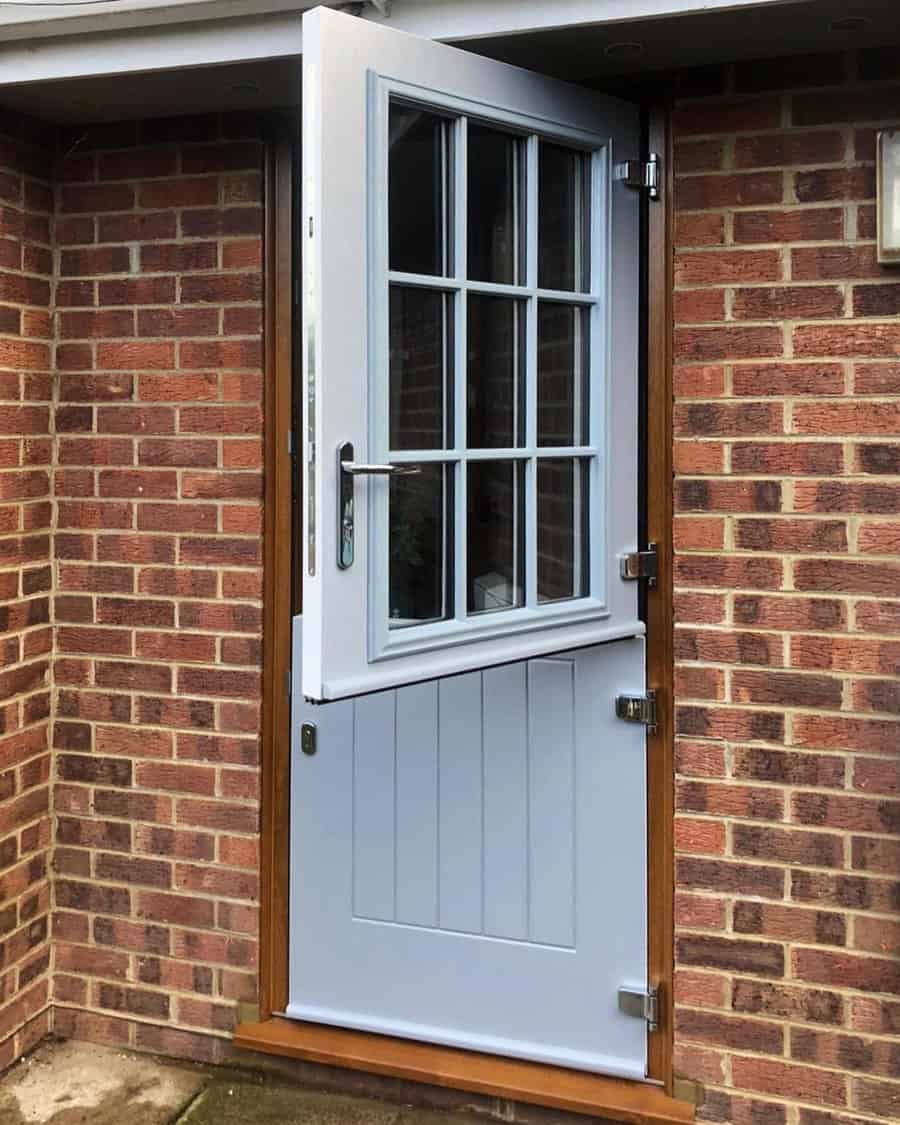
<box><xmin>615</xmin><ymin>691</ymin><xmax>658</xmax><ymax>733</ymax></box>
<box><xmin>618</xmin><ymin>984</ymin><xmax>659</xmax><ymax>1032</ymax></box>
<box><xmin>620</xmin><ymin>543</ymin><xmax>658</xmax><ymax>588</ymax></box>
<box><xmin>617</xmin><ymin>153</ymin><xmax>660</xmax><ymax>200</ymax></box>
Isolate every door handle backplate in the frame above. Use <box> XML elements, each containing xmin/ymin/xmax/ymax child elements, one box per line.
<box><xmin>337</xmin><ymin>441</ymin><xmax>420</xmax><ymax>570</ymax></box>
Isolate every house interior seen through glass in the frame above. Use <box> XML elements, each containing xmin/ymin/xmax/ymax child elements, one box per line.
<box><xmin>387</xmin><ymin>100</ymin><xmax>593</xmax><ymax>630</ymax></box>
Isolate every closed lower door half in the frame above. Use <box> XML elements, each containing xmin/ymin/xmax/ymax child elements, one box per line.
<box><xmin>289</xmin><ymin>620</ymin><xmax>648</xmax><ymax>1079</ymax></box>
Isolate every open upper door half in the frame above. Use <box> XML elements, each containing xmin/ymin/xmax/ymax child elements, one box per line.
<box><xmin>301</xmin><ymin>6</ymin><xmax>642</xmax><ymax>701</ymax></box>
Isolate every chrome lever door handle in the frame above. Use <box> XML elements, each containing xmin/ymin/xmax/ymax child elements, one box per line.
<box><xmin>336</xmin><ymin>442</ymin><xmax>421</xmax><ymax>571</ymax></box>
<box><xmin>341</xmin><ymin>462</ymin><xmax>421</xmax><ymax>476</ymax></box>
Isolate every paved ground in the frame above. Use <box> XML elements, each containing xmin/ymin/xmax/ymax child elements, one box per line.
<box><xmin>0</xmin><ymin>1041</ymin><xmax>481</xmax><ymax>1125</ymax></box>
<box><xmin>0</xmin><ymin>1041</ymin><xmax>205</xmax><ymax>1124</ymax></box>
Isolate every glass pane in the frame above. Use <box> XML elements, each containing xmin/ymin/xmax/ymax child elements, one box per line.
<box><xmin>537</xmin><ymin>459</ymin><xmax>588</xmax><ymax>603</ymax></box>
<box><xmin>467</xmin><ymin>461</ymin><xmax>524</xmax><ymax>614</ymax></box>
<box><xmin>389</xmin><ymin>103</ymin><xmax>450</xmax><ymax>276</ymax></box>
<box><xmin>466</xmin><ymin>295</ymin><xmax>524</xmax><ymax>449</ymax></box>
<box><xmin>537</xmin><ymin>302</ymin><xmax>588</xmax><ymax>447</ymax></box>
<box><xmin>538</xmin><ymin>142</ymin><xmax>589</xmax><ymax>292</ymax></box>
<box><xmin>467</xmin><ymin>124</ymin><xmax>522</xmax><ymax>284</ymax></box>
<box><xmin>390</xmin><ymin>287</ymin><xmax>451</xmax><ymax>451</ymax></box>
<box><xmin>390</xmin><ymin>464</ymin><xmax>452</xmax><ymax>628</ymax></box>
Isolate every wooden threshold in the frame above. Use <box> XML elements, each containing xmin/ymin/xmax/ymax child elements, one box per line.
<box><xmin>234</xmin><ymin>1019</ymin><xmax>694</xmax><ymax>1125</ymax></box>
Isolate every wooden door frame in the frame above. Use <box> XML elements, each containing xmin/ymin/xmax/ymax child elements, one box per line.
<box><xmin>238</xmin><ymin>101</ymin><xmax>687</xmax><ymax>1125</ymax></box>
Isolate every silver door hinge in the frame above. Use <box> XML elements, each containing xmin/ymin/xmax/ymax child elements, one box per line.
<box><xmin>620</xmin><ymin>544</ymin><xmax>658</xmax><ymax>588</ymax></box>
<box><xmin>618</xmin><ymin>985</ymin><xmax>659</xmax><ymax>1032</ymax></box>
<box><xmin>617</xmin><ymin>153</ymin><xmax>660</xmax><ymax>201</ymax></box>
<box><xmin>615</xmin><ymin>691</ymin><xmax>658</xmax><ymax>733</ymax></box>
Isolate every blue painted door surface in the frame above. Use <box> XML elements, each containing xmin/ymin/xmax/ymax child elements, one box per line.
<box><xmin>289</xmin><ymin>623</ymin><xmax>648</xmax><ymax>1078</ymax></box>
<box><xmin>292</xmin><ymin>7</ymin><xmax>648</xmax><ymax>1081</ymax></box>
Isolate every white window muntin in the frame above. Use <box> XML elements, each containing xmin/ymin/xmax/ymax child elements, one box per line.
<box><xmin>368</xmin><ymin>74</ymin><xmax>612</xmax><ymax>664</ymax></box>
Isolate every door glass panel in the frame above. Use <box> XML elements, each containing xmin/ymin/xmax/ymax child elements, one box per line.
<box><xmin>537</xmin><ymin>302</ymin><xmax>588</xmax><ymax>447</ymax></box>
<box><xmin>467</xmin><ymin>294</ymin><xmax>525</xmax><ymax>449</ymax></box>
<box><xmin>537</xmin><ymin>459</ymin><xmax>588</xmax><ymax>603</ymax></box>
<box><xmin>390</xmin><ymin>286</ymin><xmax>452</xmax><ymax>451</ymax></box>
<box><xmin>538</xmin><ymin>142</ymin><xmax>589</xmax><ymax>292</ymax></box>
<box><xmin>390</xmin><ymin>464</ymin><xmax>452</xmax><ymax>628</ymax></box>
<box><xmin>467</xmin><ymin>124</ymin><xmax>522</xmax><ymax>285</ymax></box>
<box><xmin>389</xmin><ymin>103</ymin><xmax>451</xmax><ymax>277</ymax></box>
<box><xmin>467</xmin><ymin>461</ymin><xmax>524</xmax><ymax>614</ymax></box>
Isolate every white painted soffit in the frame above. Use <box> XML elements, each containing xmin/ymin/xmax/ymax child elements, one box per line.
<box><xmin>0</xmin><ymin>0</ymin><xmax>804</xmax><ymax>44</ymax></box>
<box><xmin>0</xmin><ymin>12</ymin><xmax>302</xmax><ymax>86</ymax></box>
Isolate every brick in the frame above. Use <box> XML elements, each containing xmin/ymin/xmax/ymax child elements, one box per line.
<box><xmin>734</xmin><ymin>518</ymin><xmax>847</xmax><ymax>552</ymax></box>
<box><xmin>849</xmin><ymin>996</ymin><xmax>900</xmax><ymax>1036</ymax></box>
<box><xmin>855</xmin><ymin>363</ymin><xmax>900</xmax><ymax>395</ymax></box>
<box><xmin>731</xmin><ymin>443</ymin><xmax>842</xmax><ymax>474</ymax></box>
<box><xmin>138</xmin><ymin>308</ymin><xmax>219</xmax><ymax>338</ymax></box>
<box><xmin>676</xmin><ymin>172</ymin><xmax>783</xmax><ymax>210</ymax></box>
<box><xmin>674</xmin><ymin>288</ymin><xmax>725</xmax><ymax>323</ymax></box>
<box><xmin>181</xmin><ymin>208</ymin><xmax>261</xmax><ymax>239</ymax></box>
<box><xmin>677</xmin><ymin>856</ymin><xmax>784</xmax><ymax>900</ymax></box>
<box><xmin>793</xmin><ymin>950</ymin><xmax>900</xmax><ymax>996</ymax></box>
<box><xmin>733</xmin><ymin>979</ymin><xmax>843</xmax><ymax>1026</ymax></box>
<box><xmin>675</xmin><ymin>250</ymin><xmax>782</xmax><ymax>286</ymax></box>
<box><xmin>792</xmin><ymin>246</ymin><xmax>880</xmax><ymax>281</ymax></box>
<box><xmin>676</xmin><ymin>480</ymin><xmax>782</xmax><ymax>513</ymax></box>
<box><xmin>136</xmin><ymin>891</ymin><xmax>214</xmax><ymax>929</ymax></box>
<box><xmin>793</xmin><ymin>86</ymin><xmax>900</xmax><ymax>126</ymax></box>
<box><xmin>60</xmin><ymin>246</ymin><xmax>130</xmax><ymax>277</ymax></box>
<box><xmin>732</xmin><ymin>286</ymin><xmax>844</xmax><ymax>320</ymax></box>
<box><xmin>793</xmin><ymin>402</ymin><xmax>900</xmax><ymax>436</ymax></box>
<box><xmin>853</xmin><ymin>1078</ymin><xmax>900</xmax><ymax>1120</ymax></box>
<box><xmin>794</xmin><ymin>559</ymin><xmax>900</xmax><ymax>597</ymax></box>
<box><xmin>60</xmin><ymin>183</ymin><xmax>134</xmax><ymax>213</ymax></box>
<box><xmin>181</xmin><ymin>142</ymin><xmax>262</xmax><ymax>174</ymax></box>
<box><xmin>794</xmin><ymin>166</ymin><xmax>874</xmax><ymax>203</ymax></box>
<box><xmin>138</xmin><ymin>177</ymin><xmax>218</xmax><ymax>209</ymax></box>
<box><xmin>677</xmin><ymin>779</ymin><xmax>783</xmax><ymax>820</ymax></box>
<box><xmin>730</xmin><ymin>1058</ymin><xmax>846</xmax><ymax>1107</ymax></box>
<box><xmin>675</xmin><ymin>326</ymin><xmax>783</xmax><ymax>361</ymax></box>
<box><xmin>852</xmin><ymin>835</ymin><xmax>900</xmax><ymax>875</ymax></box>
<box><xmin>733</xmin><ymin>825</ymin><xmax>844</xmax><ymax>869</ymax></box>
<box><xmin>140</xmin><ymin>242</ymin><xmax>217</xmax><ymax>273</ymax></box>
<box><xmin>97</xmin><ymin>211</ymin><xmax>177</xmax><ymax>244</ymax></box>
<box><xmin>734</xmin><ymin>902</ymin><xmax>846</xmax><ymax>947</ymax></box>
<box><xmin>732</xmin><ymin>669</ymin><xmax>842</xmax><ymax>709</ymax></box>
<box><xmin>673</xmin><ymin>97</ymin><xmax>782</xmax><ymax>136</ymax></box>
<box><xmin>791</xmin><ymin>870</ymin><xmax>899</xmax><ymax>914</ymax></box>
<box><xmin>677</xmin><ymin>934</ymin><xmax>784</xmax><ymax>977</ymax></box>
<box><xmin>673</xmin><ymin>1042</ymin><xmax>725</xmax><ymax>1086</ymax></box>
<box><xmin>674</xmin><ymin>212</ymin><xmax>725</xmax><ymax>247</ymax></box>
<box><xmin>99</xmin><ymin>276</ymin><xmax>176</xmax><ymax>306</ymax></box>
<box><xmin>856</xmin><ymin>601</ymin><xmax>900</xmax><ymax>634</ymax></box>
<box><xmin>676</xmin><ymin>704</ymin><xmax>784</xmax><ymax>742</ymax></box>
<box><xmin>675</xmin><ymin>815</ymin><xmax>726</xmax><ymax>852</ymax></box>
<box><xmin>734</xmin><ymin>131</ymin><xmax>845</xmax><ymax>168</ymax></box>
<box><xmin>95</xmin><ymin>853</ymin><xmax>171</xmax><ymax>889</ymax></box>
<box><xmin>733</xmin><ymin>746</ymin><xmax>845</xmax><ymax>788</ymax></box>
<box><xmin>856</xmin><ymin>447</ymin><xmax>900</xmax><ymax>477</ymax></box>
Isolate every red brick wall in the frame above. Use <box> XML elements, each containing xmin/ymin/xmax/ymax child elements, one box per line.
<box><xmin>49</xmin><ymin>116</ymin><xmax>265</xmax><ymax>1062</ymax></box>
<box><xmin>1</xmin><ymin>55</ymin><xmax>896</xmax><ymax>1121</ymax></box>
<box><xmin>0</xmin><ymin>112</ymin><xmax>54</xmax><ymax>1071</ymax></box>
<box><xmin>672</xmin><ymin>52</ymin><xmax>900</xmax><ymax>1124</ymax></box>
